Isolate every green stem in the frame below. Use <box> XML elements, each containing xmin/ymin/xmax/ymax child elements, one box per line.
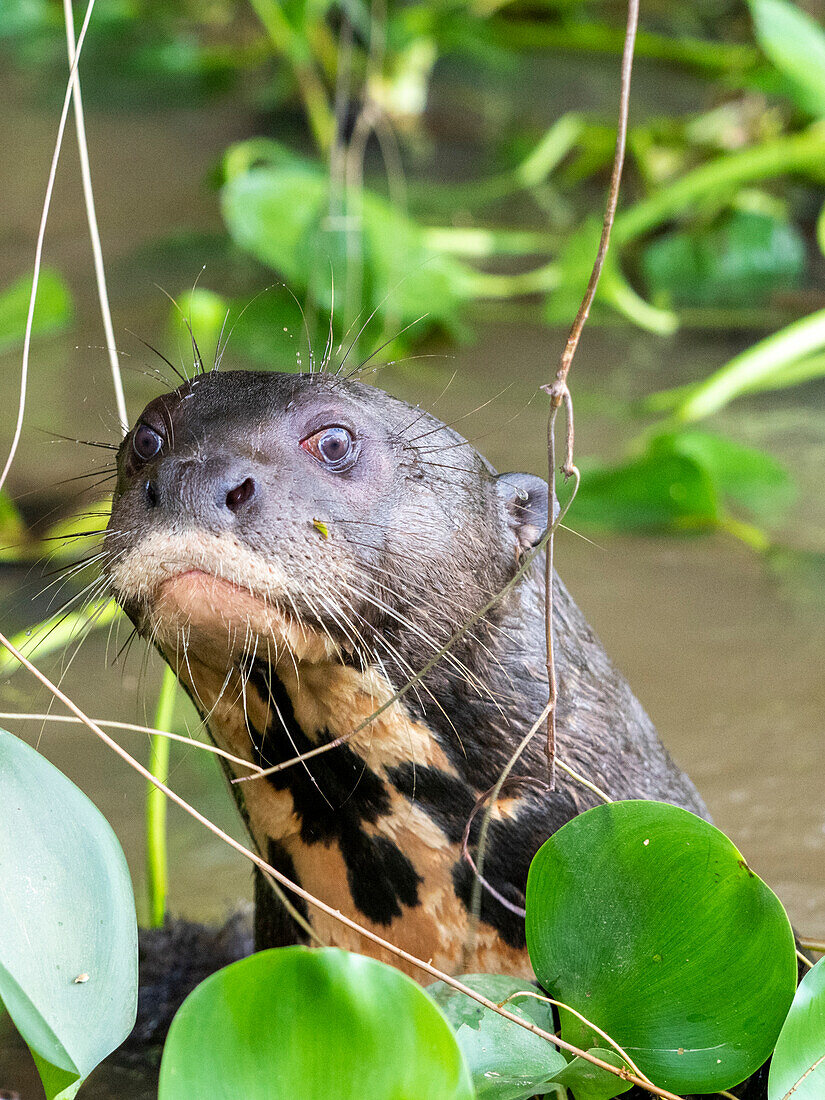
<box><xmin>410</xmin><ymin>113</ymin><xmax>583</xmax><ymax>211</ymax></box>
<box><xmin>490</xmin><ymin>19</ymin><xmax>759</xmax><ymax>73</ymax></box>
<box><xmin>676</xmin><ymin>307</ymin><xmax>825</xmax><ymax>422</ymax></box>
<box><xmin>464</xmin><ymin>261</ymin><xmax>561</xmax><ymax>298</ymax></box>
<box><xmin>248</xmin><ymin>0</ymin><xmax>335</xmax><ymax>153</ymax></box>
<box><xmin>146</xmin><ymin>665</ymin><xmax>177</xmax><ymax>929</ymax></box>
<box><xmin>615</xmin><ymin>125</ymin><xmax>825</xmax><ymax>244</ymax></box>
<box><xmin>0</xmin><ymin>600</ymin><xmax>120</xmax><ymax>677</ymax></box>
<box><xmin>422</xmin><ymin>225</ymin><xmax>559</xmax><ymax>257</ymax></box>
<box><xmin>600</xmin><ymin>267</ymin><xmax>678</xmax><ymax>335</ymax></box>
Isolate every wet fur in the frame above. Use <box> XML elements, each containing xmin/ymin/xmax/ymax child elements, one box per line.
<box><xmin>105</xmin><ymin>369</ymin><xmax>707</xmax><ymax>978</ymax></box>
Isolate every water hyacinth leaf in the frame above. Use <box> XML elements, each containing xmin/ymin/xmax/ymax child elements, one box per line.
<box><xmin>0</xmin><ymin>269</ymin><xmax>72</xmax><ymax>355</ymax></box>
<box><xmin>427</xmin><ymin>973</ymin><xmax>566</xmax><ymax>1099</ymax></box>
<box><xmin>159</xmin><ymin>947</ymin><xmax>474</xmax><ymax>1099</ymax></box>
<box><xmin>768</xmin><ymin>956</ymin><xmax>825</xmax><ymax>1099</ymax></box>
<box><xmin>651</xmin><ymin>431</ymin><xmax>794</xmax><ymax>517</ymax></box>
<box><xmin>526</xmin><ymin>800</ymin><xmax>797</xmax><ymax>1094</ymax></box>
<box><xmin>642</xmin><ymin>210</ymin><xmax>805</xmax><ymax>308</ymax></box>
<box><xmin>0</xmin><ymin>728</ymin><xmax>138</xmax><ymax>1099</ymax></box>
<box><xmin>569</xmin><ymin>449</ymin><xmax>719</xmax><ymax>532</ymax></box>
<box><xmin>549</xmin><ymin>1048</ymin><xmax>634</xmax><ymax>1100</ymax></box>
<box><xmin>220</xmin><ymin>141</ymin><xmax>472</xmax><ymax>340</ymax></box>
<box><xmin>748</xmin><ymin>0</ymin><xmax>825</xmax><ymax>116</ymax></box>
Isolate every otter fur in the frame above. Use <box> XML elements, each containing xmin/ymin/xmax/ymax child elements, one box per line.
<box><xmin>104</xmin><ymin>369</ymin><xmax>707</xmax><ymax>979</ymax></box>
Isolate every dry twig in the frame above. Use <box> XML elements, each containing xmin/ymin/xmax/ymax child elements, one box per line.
<box><xmin>543</xmin><ymin>0</ymin><xmax>639</xmax><ymax>785</ymax></box>
<box><xmin>0</xmin><ymin>628</ymin><xmax>684</xmax><ymax>1100</ymax></box>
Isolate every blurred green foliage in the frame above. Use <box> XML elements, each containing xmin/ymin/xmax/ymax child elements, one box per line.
<box><xmin>6</xmin><ymin>0</ymin><xmax>825</xmax><ymax>548</ymax></box>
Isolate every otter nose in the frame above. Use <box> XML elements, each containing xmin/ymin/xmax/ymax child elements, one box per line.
<box><xmin>225</xmin><ymin>476</ymin><xmax>256</xmax><ymax>513</ymax></box>
<box><xmin>145</xmin><ymin>457</ymin><xmax>259</xmax><ymax>525</ymax></box>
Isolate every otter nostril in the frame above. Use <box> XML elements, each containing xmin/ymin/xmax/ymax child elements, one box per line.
<box><xmin>144</xmin><ymin>479</ymin><xmax>158</xmax><ymax>508</ymax></box>
<box><xmin>225</xmin><ymin>476</ymin><xmax>255</xmax><ymax>513</ymax></box>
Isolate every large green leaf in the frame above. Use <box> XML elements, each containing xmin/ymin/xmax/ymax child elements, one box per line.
<box><xmin>768</xmin><ymin>957</ymin><xmax>825</xmax><ymax>1099</ymax></box>
<box><xmin>642</xmin><ymin>210</ymin><xmax>805</xmax><ymax>309</ymax></box>
<box><xmin>159</xmin><ymin>946</ymin><xmax>475</xmax><ymax>1099</ymax></box>
<box><xmin>427</xmin><ymin>973</ymin><xmax>566</xmax><ymax>1099</ymax></box>
<box><xmin>652</xmin><ymin>431</ymin><xmax>794</xmax><ymax>518</ymax></box>
<box><xmin>526</xmin><ymin>800</ymin><xmax>797</xmax><ymax>1094</ymax></box>
<box><xmin>570</xmin><ymin>449</ymin><xmax>719</xmax><ymax>532</ymax></box>
<box><xmin>220</xmin><ymin>141</ymin><xmax>472</xmax><ymax>342</ymax></box>
<box><xmin>0</xmin><ymin>728</ymin><xmax>138</xmax><ymax>1099</ymax></box>
<box><xmin>749</xmin><ymin>0</ymin><xmax>825</xmax><ymax>116</ymax></box>
<box><xmin>0</xmin><ymin>269</ymin><xmax>73</xmax><ymax>355</ymax></box>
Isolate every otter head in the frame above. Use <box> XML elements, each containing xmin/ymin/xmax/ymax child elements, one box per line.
<box><xmin>104</xmin><ymin>370</ymin><xmax>549</xmax><ymax>679</ymax></box>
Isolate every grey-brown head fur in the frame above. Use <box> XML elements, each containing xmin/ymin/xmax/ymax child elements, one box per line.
<box><xmin>104</xmin><ymin>369</ymin><xmax>707</xmax><ymax>975</ymax></box>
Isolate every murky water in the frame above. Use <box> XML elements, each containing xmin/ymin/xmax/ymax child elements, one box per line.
<box><xmin>1</xmin><ymin>57</ymin><xmax>824</xmax><ymax>1098</ymax></box>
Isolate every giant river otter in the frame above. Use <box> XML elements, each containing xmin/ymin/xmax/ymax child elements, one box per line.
<box><xmin>104</xmin><ymin>367</ymin><xmax>707</xmax><ymax>978</ymax></box>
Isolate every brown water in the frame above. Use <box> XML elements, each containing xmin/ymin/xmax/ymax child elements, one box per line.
<box><xmin>1</xmin><ymin>58</ymin><xmax>825</xmax><ymax>1098</ymax></box>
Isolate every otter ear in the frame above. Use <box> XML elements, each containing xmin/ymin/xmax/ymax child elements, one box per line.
<box><xmin>496</xmin><ymin>472</ymin><xmax>557</xmax><ymax>551</ymax></box>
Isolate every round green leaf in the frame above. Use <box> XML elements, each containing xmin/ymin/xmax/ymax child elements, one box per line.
<box><xmin>0</xmin><ymin>269</ymin><xmax>73</xmax><ymax>355</ymax></box>
<box><xmin>550</xmin><ymin>1048</ymin><xmax>634</xmax><ymax>1100</ymax></box>
<box><xmin>526</xmin><ymin>800</ymin><xmax>797</xmax><ymax>1094</ymax></box>
<box><xmin>769</xmin><ymin>957</ymin><xmax>825</xmax><ymax>1099</ymax></box>
<box><xmin>427</xmin><ymin>973</ymin><xmax>566</xmax><ymax>1098</ymax></box>
<box><xmin>159</xmin><ymin>946</ymin><xmax>475</xmax><ymax>1099</ymax></box>
<box><xmin>0</xmin><ymin>728</ymin><xmax>138</xmax><ymax>1099</ymax></box>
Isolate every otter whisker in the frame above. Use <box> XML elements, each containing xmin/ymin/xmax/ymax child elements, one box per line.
<box><xmin>126</xmin><ymin>330</ymin><xmax>188</xmax><ymax>384</ymax></box>
<box><xmin>343</xmin><ymin>312</ymin><xmax>429</xmax><ymax>380</ymax></box>
<box><xmin>406</xmin><ymin>381</ymin><xmax>516</xmax><ymax>444</ymax></box>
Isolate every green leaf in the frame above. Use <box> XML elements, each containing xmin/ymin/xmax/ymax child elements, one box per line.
<box><xmin>168</xmin><ymin>286</ymin><xmax>325</xmax><ymax>373</ymax></box>
<box><xmin>570</xmin><ymin>449</ymin><xmax>719</xmax><ymax>532</ymax></box>
<box><xmin>651</xmin><ymin>431</ymin><xmax>794</xmax><ymax>517</ymax></box>
<box><xmin>220</xmin><ymin>141</ymin><xmax>472</xmax><ymax>343</ymax></box>
<box><xmin>0</xmin><ymin>269</ymin><xmax>73</xmax><ymax>355</ymax></box>
<box><xmin>550</xmin><ymin>1048</ymin><xmax>634</xmax><ymax>1100</ymax></box>
<box><xmin>642</xmin><ymin>210</ymin><xmax>805</xmax><ymax>308</ymax></box>
<box><xmin>427</xmin><ymin>973</ymin><xmax>566</xmax><ymax>1099</ymax></box>
<box><xmin>749</xmin><ymin>0</ymin><xmax>825</xmax><ymax>116</ymax></box>
<box><xmin>526</xmin><ymin>800</ymin><xmax>797</xmax><ymax>1094</ymax></box>
<box><xmin>768</xmin><ymin>957</ymin><xmax>825</xmax><ymax>1099</ymax></box>
<box><xmin>0</xmin><ymin>728</ymin><xmax>138</xmax><ymax>1099</ymax></box>
<box><xmin>0</xmin><ymin>490</ymin><xmax>26</xmax><ymax>548</ymax></box>
<box><xmin>159</xmin><ymin>946</ymin><xmax>475</xmax><ymax>1099</ymax></box>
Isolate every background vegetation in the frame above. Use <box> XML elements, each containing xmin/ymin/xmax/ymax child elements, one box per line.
<box><xmin>1</xmin><ymin>0</ymin><xmax>825</xmax><ymax>1097</ymax></box>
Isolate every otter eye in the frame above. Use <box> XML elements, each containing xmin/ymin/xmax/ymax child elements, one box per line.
<box><xmin>301</xmin><ymin>425</ymin><xmax>357</xmax><ymax>470</ymax></box>
<box><xmin>132</xmin><ymin>423</ymin><xmax>163</xmax><ymax>461</ymax></box>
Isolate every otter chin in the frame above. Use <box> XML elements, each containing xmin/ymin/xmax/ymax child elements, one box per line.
<box><xmin>154</xmin><ymin>568</ymin><xmax>340</xmax><ymax>669</ymax></box>
<box><xmin>104</xmin><ymin>368</ymin><xmax>708</xmax><ymax>978</ymax></box>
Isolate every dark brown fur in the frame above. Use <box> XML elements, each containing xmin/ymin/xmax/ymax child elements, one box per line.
<box><xmin>104</xmin><ymin>369</ymin><xmax>707</xmax><ymax>978</ymax></box>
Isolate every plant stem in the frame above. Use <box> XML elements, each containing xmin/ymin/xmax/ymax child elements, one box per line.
<box><xmin>0</xmin><ymin>599</ymin><xmax>120</xmax><ymax>678</ymax></box>
<box><xmin>466</xmin><ymin>262</ymin><xmax>561</xmax><ymax>298</ymax></box>
<box><xmin>248</xmin><ymin>0</ymin><xmax>335</xmax><ymax>154</ymax></box>
<box><xmin>615</xmin><ymin>126</ymin><xmax>825</xmax><ymax>244</ymax></box>
<box><xmin>422</xmin><ymin>225</ymin><xmax>559</xmax><ymax>257</ymax></box>
<box><xmin>676</xmin><ymin>307</ymin><xmax>825</xmax><ymax>422</ymax></box>
<box><xmin>146</xmin><ymin>665</ymin><xmax>177</xmax><ymax>928</ymax></box>
<box><xmin>491</xmin><ymin>18</ymin><xmax>759</xmax><ymax>74</ymax></box>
